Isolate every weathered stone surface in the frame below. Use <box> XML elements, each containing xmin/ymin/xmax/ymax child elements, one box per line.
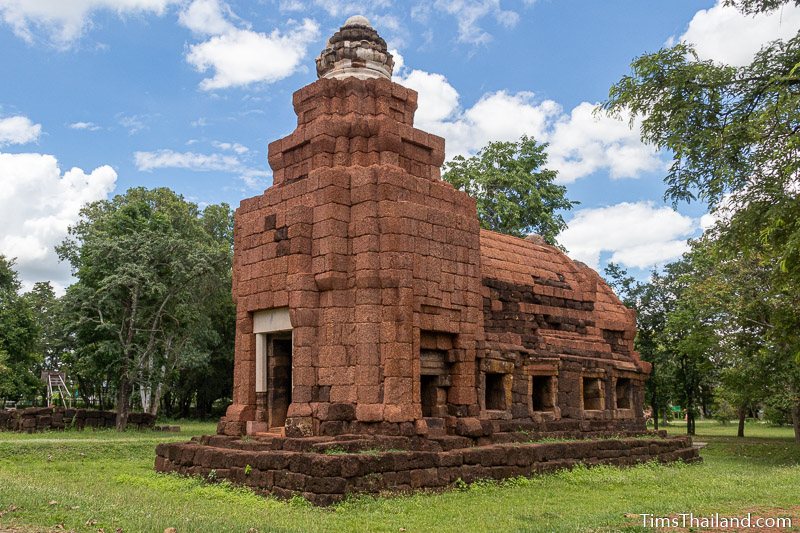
<box><xmin>0</xmin><ymin>408</ymin><xmax>155</xmax><ymax>433</ymax></box>
<box><xmin>154</xmin><ymin>433</ymin><xmax>700</xmax><ymax>505</ymax></box>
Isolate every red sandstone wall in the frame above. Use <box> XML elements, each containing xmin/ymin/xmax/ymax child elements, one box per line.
<box><xmin>221</xmin><ymin>77</ymin><xmax>484</xmax><ymax>436</ymax></box>
<box><xmin>479</xmin><ymin>230</ymin><xmax>649</xmax><ymax>426</ymax></box>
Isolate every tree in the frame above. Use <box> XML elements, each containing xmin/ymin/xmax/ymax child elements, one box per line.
<box><xmin>605</xmin><ymin>264</ymin><xmax>673</xmax><ymax>430</ymax></box>
<box><xmin>58</xmin><ymin>188</ymin><xmax>233</xmax><ymax>429</ymax></box>
<box><xmin>24</xmin><ymin>282</ymin><xmax>68</xmax><ymax>373</ymax></box>
<box><xmin>601</xmin><ymin>9</ymin><xmax>800</xmax><ymax>274</ymax></box>
<box><xmin>0</xmin><ymin>256</ymin><xmax>41</xmax><ymax>404</ymax></box>
<box><xmin>606</xmin><ymin>255</ymin><xmax>720</xmax><ymax>436</ymax></box>
<box><xmin>602</xmin><ymin>0</ymin><xmax>800</xmax><ymax>441</ymax></box>
<box><xmin>159</xmin><ymin>202</ymin><xmax>236</xmax><ymax>419</ymax></box>
<box><xmin>442</xmin><ymin>136</ymin><xmax>576</xmax><ymax>242</ymax></box>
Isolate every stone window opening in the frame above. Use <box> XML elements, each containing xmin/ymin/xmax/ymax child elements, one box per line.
<box><xmin>615</xmin><ymin>378</ymin><xmax>632</xmax><ymax>409</ymax></box>
<box><xmin>419</xmin><ymin>349</ymin><xmax>452</xmax><ymax>418</ymax></box>
<box><xmin>582</xmin><ymin>377</ymin><xmax>604</xmax><ymax>411</ymax></box>
<box><xmin>419</xmin><ymin>335</ymin><xmax>454</xmax><ymax>418</ymax></box>
<box><xmin>484</xmin><ymin>373</ymin><xmax>507</xmax><ymax>410</ymax></box>
<box><xmin>531</xmin><ymin>375</ymin><xmax>555</xmax><ymax>412</ymax></box>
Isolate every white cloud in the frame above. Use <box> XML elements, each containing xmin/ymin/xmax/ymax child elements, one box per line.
<box><xmin>400</xmin><ymin>69</ymin><xmax>460</xmax><ymax>124</ymax></box>
<box><xmin>393</xmin><ymin>60</ymin><xmax>661</xmax><ymax>183</ymax></box>
<box><xmin>279</xmin><ymin>0</ymin><xmax>305</xmax><ymax>12</ymax></box>
<box><xmin>134</xmin><ymin>148</ymin><xmax>268</xmax><ymax>189</ymax></box>
<box><xmin>185</xmin><ymin>13</ymin><xmax>320</xmax><ymax>90</ymax></box>
<box><xmin>134</xmin><ymin>149</ymin><xmax>241</xmax><ymax>172</ymax></box>
<box><xmin>212</xmin><ymin>141</ymin><xmax>249</xmax><ymax>154</ymax></box>
<box><xmin>0</xmin><ymin>152</ymin><xmax>116</xmax><ymax>291</ymax></box>
<box><xmin>432</xmin><ymin>0</ymin><xmax>519</xmax><ymax>45</ymax></box>
<box><xmin>674</xmin><ymin>0</ymin><xmax>800</xmax><ymax>66</ymax></box>
<box><xmin>0</xmin><ymin>115</ymin><xmax>42</xmax><ymax>146</ymax></box>
<box><xmin>68</xmin><ymin>121</ymin><xmax>101</xmax><ymax>131</ymax></box>
<box><xmin>0</xmin><ymin>0</ymin><xmax>176</xmax><ymax>46</ymax></box>
<box><xmin>558</xmin><ymin>201</ymin><xmax>696</xmax><ymax>270</ymax></box>
<box><xmin>117</xmin><ymin>113</ymin><xmax>153</xmax><ymax>134</ymax></box>
<box><xmin>547</xmin><ymin>102</ymin><xmax>663</xmax><ymax>183</ymax></box>
<box><xmin>178</xmin><ymin>0</ymin><xmax>236</xmax><ymax>35</ymax></box>
<box><xmin>312</xmin><ymin>0</ymin><xmax>392</xmax><ymax>17</ymax></box>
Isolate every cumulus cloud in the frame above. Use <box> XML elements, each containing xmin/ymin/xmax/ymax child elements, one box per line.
<box><xmin>558</xmin><ymin>201</ymin><xmax>697</xmax><ymax>270</ymax></box>
<box><xmin>178</xmin><ymin>0</ymin><xmax>236</xmax><ymax>35</ymax></box>
<box><xmin>0</xmin><ymin>0</ymin><xmax>176</xmax><ymax>46</ymax></box>
<box><xmin>0</xmin><ymin>115</ymin><xmax>42</xmax><ymax>146</ymax></box>
<box><xmin>393</xmin><ymin>59</ymin><xmax>661</xmax><ymax>183</ymax></box>
<box><xmin>673</xmin><ymin>0</ymin><xmax>800</xmax><ymax>66</ymax></box>
<box><xmin>180</xmin><ymin>0</ymin><xmax>319</xmax><ymax>90</ymax></box>
<box><xmin>547</xmin><ymin>103</ymin><xmax>662</xmax><ymax>182</ymax></box>
<box><xmin>0</xmin><ymin>152</ymin><xmax>116</xmax><ymax>291</ymax></box>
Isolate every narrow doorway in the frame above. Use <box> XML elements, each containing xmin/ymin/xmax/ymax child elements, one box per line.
<box><xmin>267</xmin><ymin>334</ymin><xmax>292</xmax><ymax>428</ymax></box>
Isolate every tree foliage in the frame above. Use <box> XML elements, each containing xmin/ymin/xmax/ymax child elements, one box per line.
<box><xmin>606</xmin><ymin>257</ymin><xmax>718</xmax><ymax>436</ymax></box>
<box><xmin>442</xmin><ymin>136</ymin><xmax>576</xmax><ymax>242</ymax></box>
<box><xmin>0</xmin><ymin>257</ymin><xmax>41</xmax><ymax>403</ymax></box>
<box><xmin>724</xmin><ymin>0</ymin><xmax>800</xmax><ymax>14</ymax></box>
<box><xmin>58</xmin><ymin>187</ymin><xmax>233</xmax><ymax>429</ymax></box>
<box><xmin>603</xmin><ymin>0</ymin><xmax>800</xmax><ymax>441</ymax></box>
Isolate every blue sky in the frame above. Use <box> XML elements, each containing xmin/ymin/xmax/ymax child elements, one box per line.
<box><xmin>0</xmin><ymin>0</ymin><xmax>797</xmax><ymax>291</ymax></box>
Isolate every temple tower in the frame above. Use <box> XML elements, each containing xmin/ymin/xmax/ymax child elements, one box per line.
<box><xmin>220</xmin><ymin>16</ymin><xmax>485</xmax><ymax>437</ymax></box>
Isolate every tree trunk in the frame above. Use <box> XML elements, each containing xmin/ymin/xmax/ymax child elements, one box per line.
<box><xmin>792</xmin><ymin>401</ymin><xmax>800</xmax><ymax>444</ymax></box>
<box><xmin>737</xmin><ymin>406</ymin><xmax>746</xmax><ymax>438</ymax></box>
<box><xmin>147</xmin><ymin>381</ymin><xmax>163</xmax><ymax>417</ymax></box>
<box><xmin>652</xmin><ymin>388</ymin><xmax>659</xmax><ymax>431</ymax></box>
<box><xmin>115</xmin><ymin>374</ymin><xmax>132</xmax><ymax>431</ymax></box>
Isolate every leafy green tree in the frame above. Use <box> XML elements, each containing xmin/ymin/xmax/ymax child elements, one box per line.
<box><xmin>24</xmin><ymin>282</ymin><xmax>69</xmax><ymax>372</ymax></box>
<box><xmin>58</xmin><ymin>188</ymin><xmax>233</xmax><ymax>429</ymax></box>
<box><xmin>442</xmin><ymin>136</ymin><xmax>576</xmax><ymax>242</ymax></box>
<box><xmin>0</xmin><ymin>256</ymin><xmax>41</xmax><ymax>404</ymax></box>
<box><xmin>660</xmin><ymin>264</ymin><xmax>718</xmax><ymax>436</ymax></box>
<box><xmin>605</xmin><ymin>264</ymin><xmax>672</xmax><ymax>429</ymax></box>
<box><xmin>603</xmin><ymin>0</ymin><xmax>800</xmax><ymax>441</ymax></box>
<box><xmin>160</xmin><ymin>202</ymin><xmax>235</xmax><ymax>419</ymax></box>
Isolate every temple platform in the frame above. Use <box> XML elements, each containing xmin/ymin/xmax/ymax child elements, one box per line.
<box><xmin>155</xmin><ymin>430</ymin><xmax>699</xmax><ymax>506</ymax></box>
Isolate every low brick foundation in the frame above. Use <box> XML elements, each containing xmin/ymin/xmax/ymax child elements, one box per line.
<box><xmin>0</xmin><ymin>407</ymin><xmax>156</xmax><ymax>432</ymax></box>
<box><xmin>155</xmin><ymin>431</ymin><xmax>700</xmax><ymax>506</ymax></box>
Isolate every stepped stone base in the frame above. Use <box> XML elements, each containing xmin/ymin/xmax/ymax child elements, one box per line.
<box><xmin>155</xmin><ymin>431</ymin><xmax>700</xmax><ymax>506</ymax></box>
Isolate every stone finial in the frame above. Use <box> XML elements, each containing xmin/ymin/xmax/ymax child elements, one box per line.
<box><xmin>315</xmin><ymin>15</ymin><xmax>394</xmax><ymax>80</ymax></box>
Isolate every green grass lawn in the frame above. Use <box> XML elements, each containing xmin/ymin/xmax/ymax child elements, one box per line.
<box><xmin>0</xmin><ymin>420</ymin><xmax>798</xmax><ymax>532</ymax></box>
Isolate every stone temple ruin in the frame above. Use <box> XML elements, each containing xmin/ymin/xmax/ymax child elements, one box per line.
<box><xmin>156</xmin><ymin>16</ymin><xmax>698</xmax><ymax>504</ymax></box>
